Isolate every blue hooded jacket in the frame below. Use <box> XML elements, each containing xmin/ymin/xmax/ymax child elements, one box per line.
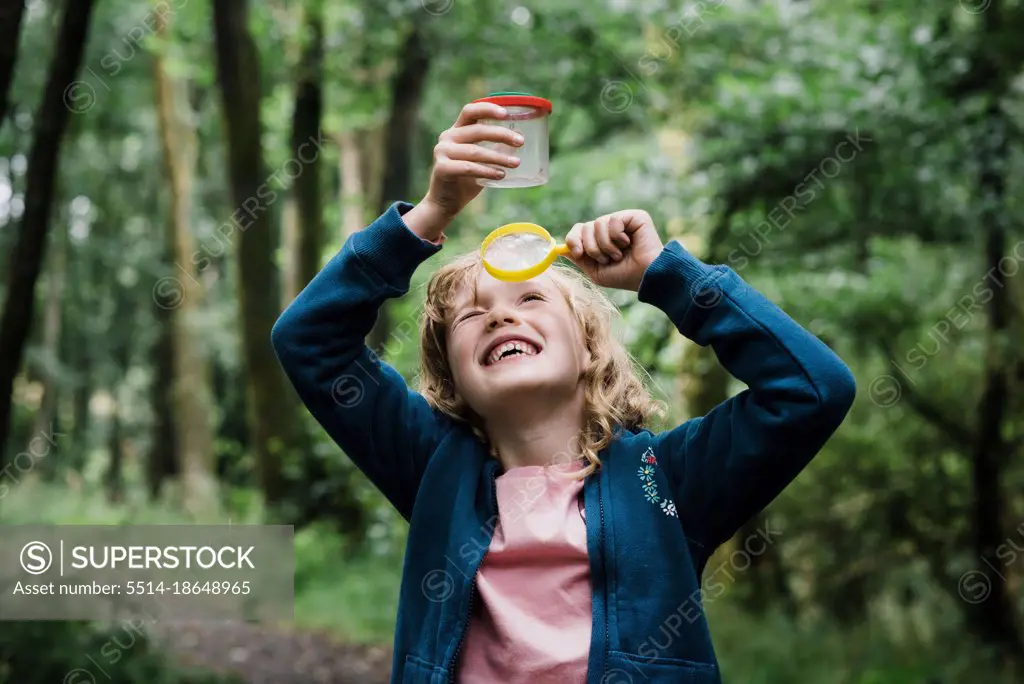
<box><xmin>271</xmin><ymin>202</ymin><xmax>857</xmax><ymax>684</ymax></box>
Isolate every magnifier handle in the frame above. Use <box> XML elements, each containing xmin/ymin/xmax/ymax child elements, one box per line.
<box><xmin>552</xmin><ymin>243</ymin><xmax>571</xmax><ymax>257</ymax></box>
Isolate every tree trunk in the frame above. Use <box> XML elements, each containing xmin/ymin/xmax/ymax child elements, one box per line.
<box><xmin>361</xmin><ymin>125</ymin><xmax>384</xmax><ymax>224</ymax></box>
<box><xmin>148</xmin><ymin>292</ymin><xmax>178</xmax><ymax>500</ymax></box>
<box><xmin>153</xmin><ymin>5</ymin><xmax>218</xmax><ymax>516</ymax></box>
<box><xmin>281</xmin><ymin>197</ymin><xmax>300</xmax><ymax>303</ymax></box>
<box><xmin>368</xmin><ymin>25</ymin><xmax>431</xmax><ymax>352</ymax></box>
<box><xmin>212</xmin><ymin>0</ymin><xmax>309</xmax><ymax>509</ymax></box>
<box><xmin>291</xmin><ymin>7</ymin><xmax>323</xmax><ymax>292</ymax></box>
<box><xmin>71</xmin><ymin>356</ymin><xmax>92</xmax><ymax>462</ymax></box>
<box><xmin>949</xmin><ymin>4</ymin><xmax>1024</xmax><ymax>666</ymax></box>
<box><xmin>104</xmin><ymin>278</ymin><xmax>132</xmax><ymax>505</ymax></box>
<box><xmin>966</xmin><ymin>101</ymin><xmax>1023</xmax><ymax>663</ymax></box>
<box><xmin>0</xmin><ymin>0</ymin><xmax>27</xmax><ymax>128</ymax></box>
<box><xmin>29</xmin><ymin>221</ymin><xmax>66</xmax><ymax>450</ymax></box>
<box><xmin>105</xmin><ymin>403</ymin><xmax>125</xmax><ymax>504</ymax></box>
<box><xmin>0</xmin><ymin>0</ymin><xmax>98</xmax><ymax>464</ymax></box>
<box><xmin>67</xmin><ymin>231</ymin><xmax>93</xmax><ymax>459</ymax></box>
<box><xmin>338</xmin><ymin>129</ymin><xmax>365</xmax><ymax>239</ymax></box>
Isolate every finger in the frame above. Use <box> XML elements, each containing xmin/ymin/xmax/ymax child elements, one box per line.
<box><xmin>436</xmin><ymin>141</ymin><xmax>520</xmax><ymax>168</ymax></box>
<box><xmin>607</xmin><ymin>215</ymin><xmax>630</xmax><ymax>257</ymax></box>
<box><xmin>581</xmin><ymin>221</ymin><xmax>607</xmax><ymax>265</ymax></box>
<box><xmin>564</xmin><ymin>233</ymin><xmax>601</xmax><ymax>276</ymax></box>
<box><xmin>446</xmin><ymin>123</ymin><xmax>524</xmax><ymax>147</ymax></box>
<box><xmin>616</xmin><ymin>209</ymin><xmax>654</xmax><ymax>235</ymax></box>
<box><xmin>434</xmin><ymin>157</ymin><xmax>506</xmax><ymax>181</ymax></box>
<box><xmin>566</xmin><ymin>223</ymin><xmax>585</xmax><ymax>260</ymax></box>
<box><xmin>453</xmin><ymin>102</ymin><xmax>508</xmax><ymax>127</ymax></box>
<box><xmin>594</xmin><ymin>216</ymin><xmax>622</xmax><ymax>261</ymax></box>
<box><xmin>608</xmin><ymin>214</ymin><xmax>629</xmax><ymax>242</ymax></box>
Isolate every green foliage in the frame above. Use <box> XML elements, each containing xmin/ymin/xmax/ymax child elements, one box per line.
<box><xmin>707</xmin><ymin>603</ymin><xmax>1011</xmax><ymax>684</ymax></box>
<box><xmin>0</xmin><ymin>622</ymin><xmax>241</xmax><ymax>684</ymax></box>
<box><xmin>4</xmin><ymin>0</ymin><xmax>1024</xmax><ymax>679</ymax></box>
<box><xmin>292</xmin><ymin>521</ymin><xmax>404</xmax><ymax>643</ymax></box>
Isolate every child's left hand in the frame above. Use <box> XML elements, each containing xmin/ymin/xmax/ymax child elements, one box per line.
<box><xmin>565</xmin><ymin>210</ymin><xmax>665</xmax><ymax>291</ymax></box>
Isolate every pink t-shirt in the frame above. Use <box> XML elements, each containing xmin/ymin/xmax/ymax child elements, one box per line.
<box><xmin>457</xmin><ymin>461</ymin><xmax>592</xmax><ymax>683</ymax></box>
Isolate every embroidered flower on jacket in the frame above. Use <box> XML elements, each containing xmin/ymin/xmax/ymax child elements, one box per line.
<box><xmin>637</xmin><ymin>447</ymin><xmax>676</xmax><ymax>518</ymax></box>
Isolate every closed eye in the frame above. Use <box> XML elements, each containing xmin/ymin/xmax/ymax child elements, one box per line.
<box><xmin>521</xmin><ymin>293</ymin><xmax>545</xmax><ymax>303</ymax></box>
<box><xmin>455</xmin><ymin>310</ymin><xmax>483</xmax><ymax>326</ymax></box>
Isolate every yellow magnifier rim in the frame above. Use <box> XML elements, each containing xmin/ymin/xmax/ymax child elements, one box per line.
<box><xmin>480</xmin><ymin>222</ymin><xmax>572</xmax><ymax>282</ymax></box>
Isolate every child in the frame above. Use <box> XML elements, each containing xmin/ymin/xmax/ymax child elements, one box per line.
<box><xmin>272</xmin><ymin>101</ymin><xmax>856</xmax><ymax>684</ymax></box>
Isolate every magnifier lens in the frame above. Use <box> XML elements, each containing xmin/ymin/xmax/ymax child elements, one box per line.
<box><xmin>483</xmin><ymin>232</ymin><xmax>552</xmax><ymax>271</ymax></box>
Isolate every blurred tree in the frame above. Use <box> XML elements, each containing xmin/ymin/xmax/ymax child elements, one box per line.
<box><xmin>152</xmin><ymin>2</ymin><xmax>218</xmax><ymax>514</ymax></box>
<box><xmin>285</xmin><ymin>1</ymin><xmax>325</xmax><ymax>301</ymax></box>
<box><xmin>211</xmin><ymin>0</ymin><xmax>310</xmax><ymax>510</ymax></box>
<box><xmin>367</xmin><ymin>22</ymin><xmax>431</xmax><ymax>353</ymax></box>
<box><xmin>0</xmin><ymin>0</ymin><xmax>27</xmax><ymax>129</ymax></box>
<box><xmin>27</xmin><ymin>220</ymin><xmax>65</xmax><ymax>453</ymax></box>
<box><xmin>0</xmin><ymin>0</ymin><xmax>97</xmax><ymax>465</ymax></box>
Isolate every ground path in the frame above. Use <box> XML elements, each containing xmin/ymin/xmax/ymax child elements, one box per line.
<box><xmin>153</xmin><ymin>621</ymin><xmax>393</xmax><ymax>684</ymax></box>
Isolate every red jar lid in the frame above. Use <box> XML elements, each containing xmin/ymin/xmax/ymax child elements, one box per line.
<box><xmin>473</xmin><ymin>91</ymin><xmax>552</xmax><ymax>113</ymax></box>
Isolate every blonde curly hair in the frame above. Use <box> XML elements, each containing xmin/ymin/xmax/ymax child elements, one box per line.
<box><xmin>417</xmin><ymin>250</ymin><xmax>665</xmax><ymax>478</ymax></box>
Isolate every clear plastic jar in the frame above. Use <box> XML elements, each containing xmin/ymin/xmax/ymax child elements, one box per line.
<box><xmin>472</xmin><ymin>92</ymin><xmax>552</xmax><ymax>188</ymax></box>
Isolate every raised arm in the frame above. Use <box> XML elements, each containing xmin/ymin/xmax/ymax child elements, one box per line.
<box><xmin>271</xmin><ymin>202</ymin><xmax>454</xmax><ymax>520</ymax></box>
<box><xmin>272</xmin><ymin>101</ymin><xmax>525</xmax><ymax>520</ymax></box>
<box><xmin>639</xmin><ymin>241</ymin><xmax>856</xmax><ymax>552</ymax></box>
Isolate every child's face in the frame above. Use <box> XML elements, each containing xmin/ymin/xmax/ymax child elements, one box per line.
<box><xmin>446</xmin><ymin>270</ymin><xmax>592</xmax><ymax>420</ymax></box>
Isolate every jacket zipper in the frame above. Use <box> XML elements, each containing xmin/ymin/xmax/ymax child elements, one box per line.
<box><xmin>448</xmin><ymin>585</ymin><xmax>476</xmax><ymax>683</ymax></box>
<box><xmin>597</xmin><ymin>473</ymin><xmax>609</xmax><ymax>679</ymax></box>
<box><xmin>448</xmin><ymin>466</ymin><xmax>500</xmax><ymax>682</ymax></box>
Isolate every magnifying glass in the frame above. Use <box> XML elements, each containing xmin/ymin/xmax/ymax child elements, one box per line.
<box><xmin>480</xmin><ymin>222</ymin><xmax>571</xmax><ymax>282</ymax></box>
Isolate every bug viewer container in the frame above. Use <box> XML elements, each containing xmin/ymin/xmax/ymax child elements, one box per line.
<box><xmin>472</xmin><ymin>92</ymin><xmax>552</xmax><ymax>188</ymax></box>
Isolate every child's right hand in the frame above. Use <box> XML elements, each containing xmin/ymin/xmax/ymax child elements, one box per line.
<box><xmin>422</xmin><ymin>102</ymin><xmax>524</xmax><ymax>221</ymax></box>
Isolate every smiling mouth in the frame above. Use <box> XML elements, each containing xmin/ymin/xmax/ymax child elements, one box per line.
<box><xmin>483</xmin><ymin>339</ymin><xmax>542</xmax><ymax>367</ymax></box>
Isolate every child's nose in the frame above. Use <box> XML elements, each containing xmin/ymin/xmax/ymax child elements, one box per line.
<box><xmin>486</xmin><ymin>308</ymin><xmax>519</xmax><ymax>329</ymax></box>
